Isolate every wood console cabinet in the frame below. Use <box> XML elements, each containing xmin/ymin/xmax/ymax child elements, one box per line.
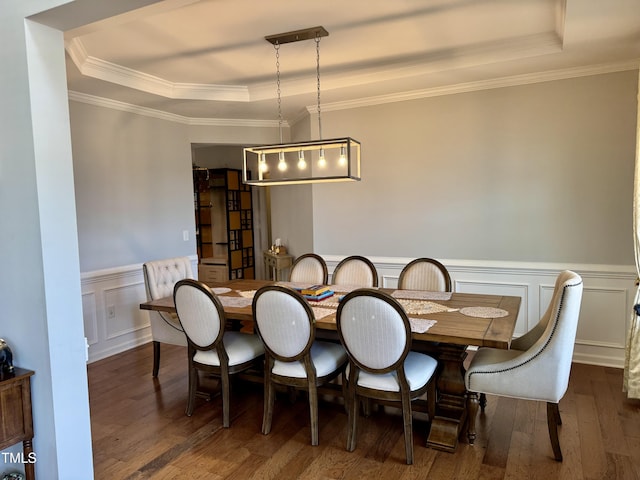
<box><xmin>0</xmin><ymin>368</ymin><xmax>35</xmax><ymax>480</ymax></box>
<box><xmin>263</xmin><ymin>251</ymin><xmax>293</xmax><ymax>281</ymax></box>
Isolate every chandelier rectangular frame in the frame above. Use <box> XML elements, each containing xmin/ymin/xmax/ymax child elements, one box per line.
<box><xmin>242</xmin><ymin>26</ymin><xmax>361</xmax><ymax>187</ymax></box>
<box><xmin>243</xmin><ymin>137</ymin><xmax>360</xmax><ymax>186</ymax></box>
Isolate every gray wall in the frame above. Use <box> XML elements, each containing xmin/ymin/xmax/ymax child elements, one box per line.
<box><xmin>269</xmin><ymin>113</ymin><xmax>315</xmax><ymax>257</ymax></box>
<box><xmin>289</xmin><ymin>71</ymin><xmax>637</xmax><ymax>265</ymax></box>
<box><xmin>71</xmin><ymin>102</ymin><xmax>196</xmax><ymax>272</ymax></box>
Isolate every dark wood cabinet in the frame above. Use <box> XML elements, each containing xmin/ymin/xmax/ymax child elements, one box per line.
<box><xmin>193</xmin><ymin>168</ymin><xmax>255</xmax><ymax>281</ymax></box>
<box><xmin>0</xmin><ymin>368</ymin><xmax>35</xmax><ymax>480</ymax></box>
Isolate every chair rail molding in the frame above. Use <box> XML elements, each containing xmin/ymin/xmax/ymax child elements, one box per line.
<box><xmin>324</xmin><ymin>255</ymin><xmax>636</xmax><ymax>368</ymax></box>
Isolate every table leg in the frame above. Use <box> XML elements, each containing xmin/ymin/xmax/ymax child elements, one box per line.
<box><xmin>426</xmin><ymin>343</ymin><xmax>468</xmax><ymax>452</ymax></box>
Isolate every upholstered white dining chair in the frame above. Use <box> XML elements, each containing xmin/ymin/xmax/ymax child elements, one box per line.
<box><xmin>252</xmin><ymin>285</ymin><xmax>347</xmax><ymax>446</ymax></box>
<box><xmin>289</xmin><ymin>253</ymin><xmax>328</xmax><ymax>285</ymax></box>
<box><xmin>174</xmin><ymin>279</ymin><xmax>264</xmax><ymax>427</ymax></box>
<box><xmin>398</xmin><ymin>258</ymin><xmax>452</xmax><ymax>292</ymax></box>
<box><xmin>143</xmin><ymin>256</ymin><xmax>193</xmax><ymax>377</ymax></box>
<box><xmin>331</xmin><ymin>255</ymin><xmax>378</xmax><ymax>288</ymax></box>
<box><xmin>336</xmin><ymin>289</ymin><xmax>438</xmax><ymax>464</ymax></box>
<box><xmin>465</xmin><ymin>270</ymin><xmax>583</xmax><ymax>461</ymax></box>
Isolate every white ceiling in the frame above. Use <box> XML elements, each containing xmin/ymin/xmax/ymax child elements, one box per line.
<box><xmin>64</xmin><ymin>0</ymin><xmax>640</xmax><ymax>123</ymax></box>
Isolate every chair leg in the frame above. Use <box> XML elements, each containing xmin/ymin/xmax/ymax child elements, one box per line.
<box><xmin>401</xmin><ymin>389</ymin><xmax>414</xmax><ymax>465</ymax></box>
<box><xmin>547</xmin><ymin>402</ymin><xmax>563</xmax><ymax>461</ymax></box>
<box><xmin>262</xmin><ymin>358</ymin><xmax>274</xmax><ymax>435</ymax></box>
<box><xmin>221</xmin><ymin>370</ymin><xmax>230</xmax><ymax>428</ymax></box>
<box><xmin>362</xmin><ymin>398</ymin><xmax>372</xmax><ymax>417</ymax></box>
<box><xmin>346</xmin><ymin>385</ymin><xmax>358</xmax><ymax>452</ymax></box>
<box><xmin>308</xmin><ymin>383</ymin><xmax>319</xmax><ymax>446</ymax></box>
<box><xmin>152</xmin><ymin>341</ymin><xmax>161</xmax><ymax>377</ymax></box>
<box><xmin>479</xmin><ymin>392</ymin><xmax>487</xmax><ymax>412</ymax></box>
<box><xmin>467</xmin><ymin>391</ymin><xmax>479</xmax><ymax>445</ymax></box>
<box><xmin>186</xmin><ymin>362</ymin><xmax>197</xmax><ymax>416</ymax></box>
<box><xmin>555</xmin><ymin>405</ymin><xmax>562</xmax><ymax>426</ymax></box>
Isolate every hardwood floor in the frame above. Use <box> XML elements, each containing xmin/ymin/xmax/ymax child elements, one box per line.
<box><xmin>89</xmin><ymin>343</ymin><xmax>640</xmax><ymax>479</ymax></box>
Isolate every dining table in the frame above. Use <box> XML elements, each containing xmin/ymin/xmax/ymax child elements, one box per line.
<box><xmin>140</xmin><ymin>278</ymin><xmax>520</xmax><ymax>453</ymax></box>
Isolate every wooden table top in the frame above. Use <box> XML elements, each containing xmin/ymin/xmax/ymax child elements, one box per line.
<box><xmin>140</xmin><ymin>279</ymin><xmax>520</xmax><ymax>349</ymax></box>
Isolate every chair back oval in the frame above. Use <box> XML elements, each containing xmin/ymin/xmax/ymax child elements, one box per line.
<box><xmin>289</xmin><ymin>254</ymin><xmax>328</xmax><ymax>285</ymax></box>
<box><xmin>253</xmin><ymin>285</ymin><xmax>315</xmax><ymax>361</ymax></box>
<box><xmin>398</xmin><ymin>258</ymin><xmax>451</xmax><ymax>292</ymax></box>
<box><xmin>331</xmin><ymin>255</ymin><xmax>378</xmax><ymax>287</ymax></box>
<box><xmin>336</xmin><ymin>289</ymin><xmax>410</xmax><ymax>373</ymax></box>
<box><xmin>173</xmin><ymin>279</ymin><xmax>225</xmax><ymax>350</ymax></box>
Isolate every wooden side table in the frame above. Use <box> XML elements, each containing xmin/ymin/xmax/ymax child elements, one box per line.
<box><xmin>263</xmin><ymin>251</ymin><xmax>293</xmax><ymax>281</ymax></box>
<box><xmin>0</xmin><ymin>368</ymin><xmax>35</xmax><ymax>480</ymax></box>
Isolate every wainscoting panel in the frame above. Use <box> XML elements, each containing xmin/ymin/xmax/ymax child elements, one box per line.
<box><xmin>81</xmin><ymin>256</ymin><xmax>198</xmax><ymax>363</ymax></box>
<box><xmin>81</xmin><ymin>291</ymin><xmax>98</xmax><ymax>346</ymax></box>
<box><xmin>326</xmin><ymin>256</ymin><xmax>636</xmax><ymax>368</ymax></box>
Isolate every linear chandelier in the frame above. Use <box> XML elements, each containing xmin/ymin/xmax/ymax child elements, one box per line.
<box><xmin>243</xmin><ymin>26</ymin><xmax>361</xmax><ymax>186</ymax></box>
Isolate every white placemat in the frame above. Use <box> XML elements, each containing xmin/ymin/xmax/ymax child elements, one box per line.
<box><xmin>218</xmin><ymin>296</ymin><xmax>253</xmax><ymax>308</ymax></box>
<box><xmin>392</xmin><ymin>290</ymin><xmax>452</xmax><ymax>301</ymax></box>
<box><xmin>396</xmin><ymin>299</ymin><xmax>458</xmax><ymax>315</ymax></box>
<box><xmin>460</xmin><ymin>306</ymin><xmax>509</xmax><ymax>318</ymax></box>
<box><xmin>409</xmin><ymin>318</ymin><xmax>437</xmax><ymax>333</ymax></box>
<box><xmin>311</xmin><ymin>307</ymin><xmax>335</xmax><ymax>320</ymax></box>
<box><xmin>211</xmin><ymin>287</ymin><xmax>232</xmax><ymax>295</ymax></box>
<box><xmin>313</xmin><ymin>295</ymin><xmax>342</xmax><ymax>308</ymax></box>
<box><xmin>236</xmin><ymin>290</ymin><xmax>256</xmax><ymax>299</ymax></box>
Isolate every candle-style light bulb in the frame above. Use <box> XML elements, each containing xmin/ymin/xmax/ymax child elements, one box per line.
<box><xmin>278</xmin><ymin>151</ymin><xmax>287</xmax><ymax>171</ymax></box>
<box><xmin>338</xmin><ymin>146</ymin><xmax>347</xmax><ymax>167</ymax></box>
<box><xmin>318</xmin><ymin>148</ymin><xmax>327</xmax><ymax>168</ymax></box>
<box><xmin>259</xmin><ymin>153</ymin><xmax>269</xmax><ymax>173</ymax></box>
<box><xmin>297</xmin><ymin>150</ymin><xmax>306</xmax><ymax>169</ymax></box>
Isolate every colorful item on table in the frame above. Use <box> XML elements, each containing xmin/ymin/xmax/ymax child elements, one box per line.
<box><xmin>304</xmin><ymin>289</ymin><xmax>335</xmax><ymax>302</ymax></box>
<box><xmin>301</xmin><ymin>284</ymin><xmax>332</xmax><ymax>296</ymax></box>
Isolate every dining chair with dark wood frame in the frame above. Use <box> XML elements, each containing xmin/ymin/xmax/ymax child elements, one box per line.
<box><xmin>289</xmin><ymin>253</ymin><xmax>329</xmax><ymax>285</ymax></box>
<box><xmin>398</xmin><ymin>257</ymin><xmax>452</xmax><ymax>292</ymax></box>
<box><xmin>252</xmin><ymin>285</ymin><xmax>348</xmax><ymax>446</ymax></box>
<box><xmin>173</xmin><ymin>279</ymin><xmax>264</xmax><ymax>427</ymax></box>
<box><xmin>331</xmin><ymin>255</ymin><xmax>379</xmax><ymax>288</ymax></box>
<box><xmin>336</xmin><ymin>289</ymin><xmax>438</xmax><ymax>464</ymax></box>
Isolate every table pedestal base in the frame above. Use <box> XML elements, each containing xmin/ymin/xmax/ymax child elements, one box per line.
<box><xmin>426</xmin><ymin>343</ymin><xmax>468</xmax><ymax>452</ymax></box>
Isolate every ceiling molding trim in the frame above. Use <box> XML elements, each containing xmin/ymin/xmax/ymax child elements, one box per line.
<box><xmin>185</xmin><ymin>117</ymin><xmax>284</xmax><ymax>128</ymax></box>
<box><xmin>68</xmin><ymin>90</ymin><xmax>191</xmax><ymax>123</ymax></box>
<box><xmin>308</xmin><ymin>60</ymin><xmax>640</xmax><ymax>113</ymax></box>
<box><xmin>68</xmin><ymin>90</ymin><xmax>284</xmax><ymax>128</ymax></box>
<box><xmin>66</xmin><ymin>39</ymin><xmax>250</xmax><ymax>102</ymax></box>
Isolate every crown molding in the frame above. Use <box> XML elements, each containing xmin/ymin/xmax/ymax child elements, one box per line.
<box><xmin>68</xmin><ymin>90</ymin><xmax>283</xmax><ymax>127</ymax></box>
<box><xmin>307</xmin><ymin>60</ymin><xmax>640</xmax><ymax>114</ymax></box>
<box><xmin>66</xmin><ymin>38</ymin><xmax>250</xmax><ymax>102</ymax></box>
<box><xmin>67</xmin><ymin>31</ymin><xmax>563</xmax><ymax>104</ymax></box>
<box><xmin>69</xmin><ymin>60</ymin><xmax>639</xmax><ymax>125</ymax></box>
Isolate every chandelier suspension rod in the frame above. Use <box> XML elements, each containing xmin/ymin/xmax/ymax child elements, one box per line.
<box><xmin>316</xmin><ymin>34</ymin><xmax>322</xmax><ymax>141</ymax></box>
<box><xmin>275</xmin><ymin>41</ymin><xmax>283</xmax><ymax>144</ymax></box>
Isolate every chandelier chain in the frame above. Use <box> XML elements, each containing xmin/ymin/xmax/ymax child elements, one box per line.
<box><xmin>274</xmin><ymin>42</ymin><xmax>283</xmax><ymax>143</ymax></box>
<box><xmin>316</xmin><ymin>35</ymin><xmax>322</xmax><ymax>141</ymax></box>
